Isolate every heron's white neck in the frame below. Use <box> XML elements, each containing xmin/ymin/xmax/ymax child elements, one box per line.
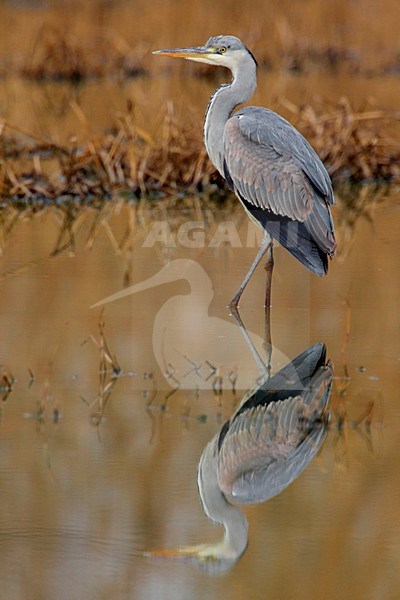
<box><xmin>197</xmin><ymin>437</ymin><xmax>249</xmax><ymax>560</ymax></box>
<box><xmin>204</xmin><ymin>58</ymin><xmax>257</xmax><ymax>176</ymax></box>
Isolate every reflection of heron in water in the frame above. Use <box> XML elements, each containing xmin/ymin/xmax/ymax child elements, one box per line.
<box><xmin>146</xmin><ymin>343</ymin><xmax>333</xmax><ymax>572</ymax></box>
<box><xmin>92</xmin><ymin>259</ymin><xmax>286</xmax><ymax>390</ymax></box>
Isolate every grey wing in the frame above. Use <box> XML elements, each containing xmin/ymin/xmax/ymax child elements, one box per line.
<box><xmin>224</xmin><ymin>107</ymin><xmax>334</xmax><ymax>208</ymax></box>
<box><xmin>223</xmin><ymin>107</ymin><xmax>336</xmax><ymax>267</ymax></box>
<box><xmin>258</xmin><ymin>110</ymin><xmax>334</xmax><ymax>205</ymax></box>
<box><xmin>217</xmin><ymin>396</ymin><xmax>327</xmax><ymax>505</ymax></box>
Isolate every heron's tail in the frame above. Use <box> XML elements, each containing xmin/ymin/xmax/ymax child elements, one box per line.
<box><xmin>240</xmin><ymin>196</ymin><xmax>336</xmax><ymax>276</ymax></box>
<box><xmin>236</xmin><ymin>342</ymin><xmax>332</xmax><ymax>417</ymax></box>
<box><xmin>262</xmin><ymin>212</ymin><xmax>333</xmax><ymax>276</ymax></box>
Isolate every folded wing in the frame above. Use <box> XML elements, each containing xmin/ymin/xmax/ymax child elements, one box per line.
<box><xmin>223</xmin><ymin>107</ymin><xmax>336</xmax><ymax>275</ymax></box>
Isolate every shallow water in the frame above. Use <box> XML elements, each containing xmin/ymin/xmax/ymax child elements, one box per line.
<box><xmin>1</xmin><ymin>1</ymin><xmax>400</xmax><ymax>596</ymax></box>
<box><xmin>0</xmin><ymin>190</ymin><xmax>399</xmax><ymax>599</ymax></box>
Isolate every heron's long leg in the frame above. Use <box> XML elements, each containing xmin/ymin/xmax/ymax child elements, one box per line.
<box><xmin>229</xmin><ymin>307</ymin><xmax>269</xmax><ymax>378</ymax></box>
<box><xmin>263</xmin><ymin>307</ymin><xmax>272</xmax><ymax>379</ymax></box>
<box><xmin>228</xmin><ymin>231</ymin><xmax>272</xmax><ymax>309</ymax></box>
<box><xmin>264</xmin><ymin>240</ymin><xmax>274</xmax><ymax>308</ymax></box>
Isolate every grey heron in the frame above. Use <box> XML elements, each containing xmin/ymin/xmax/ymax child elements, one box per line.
<box><xmin>145</xmin><ymin>342</ymin><xmax>333</xmax><ymax>571</ymax></box>
<box><xmin>153</xmin><ymin>36</ymin><xmax>336</xmax><ymax>308</ymax></box>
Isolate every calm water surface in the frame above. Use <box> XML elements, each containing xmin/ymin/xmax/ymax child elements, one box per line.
<box><xmin>1</xmin><ymin>2</ymin><xmax>400</xmax><ymax>594</ymax></box>
<box><xmin>0</xmin><ymin>191</ymin><xmax>399</xmax><ymax>599</ymax></box>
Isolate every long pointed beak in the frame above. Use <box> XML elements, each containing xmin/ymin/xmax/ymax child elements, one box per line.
<box><xmin>143</xmin><ymin>547</ymin><xmax>193</xmax><ymax>558</ymax></box>
<box><xmin>143</xmin><ymin>543</ymin><xmax>240</xmax><ymax>572</ymax></box>
<box><xmin>143</xmin><ymin>543</ymin><xmax>215</xmax><ymax>560</ymax></box>
<box><xmin>153</xmin><ymin>46</ymin><xmax>214</xmax><ymax>60</ymax></box>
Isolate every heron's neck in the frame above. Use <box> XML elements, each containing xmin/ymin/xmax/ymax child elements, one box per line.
<box><xmin>204</xmin><ymin>63</ymin><xmax>257</xmax><ymax>176</ymax></box>
<box><xmin>220</xmin><ymin>503</ymin><xmax>249</xmax><ymax>559</ymax></box>
<box><xmin>198</xmin><ymin>438</ymin><xmax>249</xmax><ymax>559</ymax></box>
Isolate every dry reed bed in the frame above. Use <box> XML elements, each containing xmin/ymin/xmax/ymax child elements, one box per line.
<box><xmin>1</xmin><ymin>29</ymin><xmax>399</xmax><ymax>81</ymax></box>
<box><xmin>0</xmin><ymin>31</ymin><xmax>361</xmax><ymax>81</ymax></box>
<box><xmin>1</xmin><ymin>2</ymin><xmax>400</xmax><ymax>81</ymax></box>
<box><xmin>15</xmin><ymin>27</ymin><xmax>146</xmax><ymax>82</ymax></box>
<box><xmin>1</xmin><ymin>98</ymin><xmax>400</xmax><ymax>205</ymax></box>
<box><xmin>288</xmin><ymin>97</ymin><xmax>400</xmax><ymax>182</ymax></box>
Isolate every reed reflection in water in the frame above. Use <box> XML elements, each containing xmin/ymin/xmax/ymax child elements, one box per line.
<box><xmin>0</xmin><ymin>190</ymin><xmax>398</xmax><ymax>598</ymax></box>
<box><xmin>92</xmin><ymin>258</ymin><xmax>291</xmax><ymax>393</ymax></box>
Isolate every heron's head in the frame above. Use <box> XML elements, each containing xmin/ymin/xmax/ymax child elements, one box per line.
<box><xmin>153</xmin><ymin>35</ymin><xmax>257</xmax><ymax>74</ymax></box>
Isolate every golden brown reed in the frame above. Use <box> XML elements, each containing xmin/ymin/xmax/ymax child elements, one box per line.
<box><xmin>1</xmin><ymin>1</ymin><xmax>400</xmax><ymax>203</ymax></box>
<box><xmin>287</xmin><ymin>97</ymin><xmax>400</xmax><ymax>182</ymax></box>
<box><xmin>19</xmin><ymin>26</ymin><xmax>146</xmax><ymax>82</ymax></box>
<box><xmin>1</xmin><ymin>98</ymin><xmax>399</xmax><ymax>205</ymax></box>
<box><xmin>0</xmin><ymin>366</ymin><xmax>14</xmax><ymax>404</ymax></box>
<box><xmin>1</xmin><ymin>0</ymin><xmax>400</xmax><ymax>78</ymax></box>
<box><xmin>81</xmin><ymin>313</ymin><xmax>122</xmax><ymax>427</ymax></box>
<box><xmin>0</xmin><ymin>102</ymin><xmax>214</xmax><ymax>202</ymax></box>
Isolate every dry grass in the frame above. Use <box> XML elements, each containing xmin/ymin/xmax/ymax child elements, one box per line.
<box><xmin>0</xmin><ymin>2</ymin><xmax>399</xmax><ymax>80</ymax></box>
<box><xmin>0</xmin><ymin>2</ymin><xmax>399</xmax><ymax>203</ymax></box>
<box><xmin>287</xmin><ymin>97</ymin><xmax>400</xmax><ymax>182</ymax></box>
<box><xmin>81</xmin><ymin>313</ymin><xmax>122</xmax><ymax>427</ymax></box>
<box><xmin>1</xmin><ymin>98</ymin><xmax>400</xmax><ymax>205</ymax></box>
<box><xmin>0</xmin><ymin>102</ymin><xmax>218</xmax><ymax>203</ymax></box>
<box><xmin>0</xmin><ymin>366</ymin><xmax>14</xmax><ymax>405</ymax></box>
<box><xmin>2</xmin><ymin>28</ymin><xmax>399</xmax><ymax>82</ymax></box>
<box><xmin>18</xmin><ymin>26</ymin><xmax>146</xmax><ymax>82</ymax></box>
<box><xmin>0</xmin><ymin>28</ymin><xmax>362</xmax><ymax>81</ymax></box>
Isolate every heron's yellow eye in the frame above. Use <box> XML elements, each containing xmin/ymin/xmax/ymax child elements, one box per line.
<box><xmin>219</xmin><ymin>47</ymin><xmax>227</xmax><ymax>54</ymax></box>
